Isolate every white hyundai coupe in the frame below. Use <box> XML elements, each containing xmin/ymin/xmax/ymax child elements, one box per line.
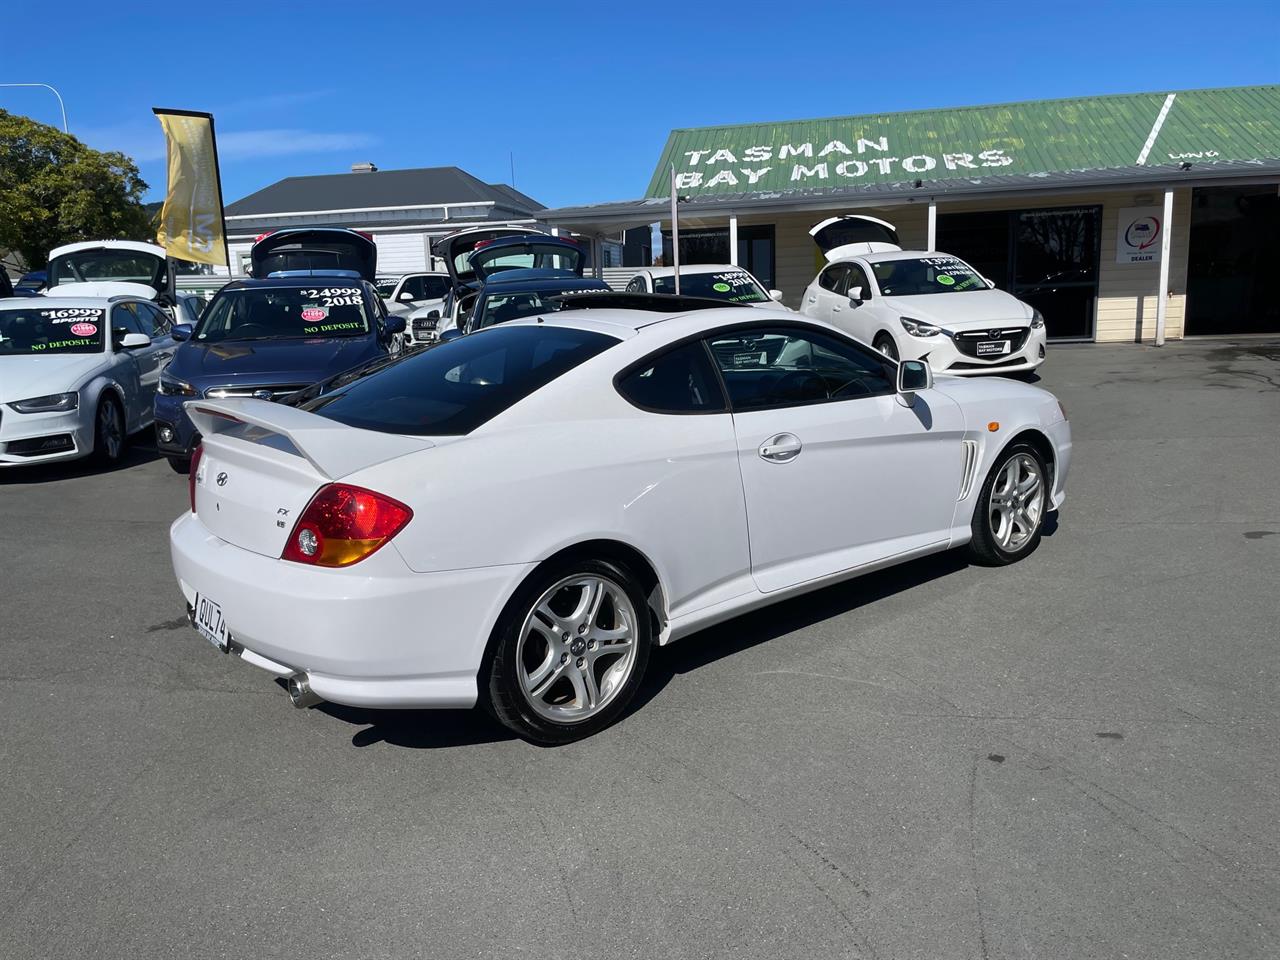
<box><xmin>170</xmin><ymin>299</ymin><xmax>1071</xmax><ymax>743</ymax></box>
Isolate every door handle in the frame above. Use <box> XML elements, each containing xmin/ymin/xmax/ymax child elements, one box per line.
<box><xmin>758</xmin><ymin>433</ymin><xmax>802</xmax><ymax>463</ymax></box>
<box><xmin>807</xmin><ymin>296</ymin><xmax>817</xmax><ymax>303</ymax></box>
<box><xmin>832</xmin><ymin>305</ymin><xmax>842</xmax><ymax>313</ymax></box>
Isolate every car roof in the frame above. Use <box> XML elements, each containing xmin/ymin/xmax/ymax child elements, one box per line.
<box><xmin>0</xmin><ymin>295</ymin><xmax>121</xmax><ymax>309</ymax></box>
<box><xmin>481</xmin><ymin>272</ymin><xmax>609</xmax><ymax>292</ymax></box>
<box><xmin>642</xmin><ymin>263</ymin><xmax>754</xmax><ymax>278</ymax></box>
<box><xmin>498</xmin><ymin>304</ymin><xmax>800</xmax><ymax>339</ymax></box>
<box><xmin>217</xmin><ymin>277</ymin><xmax>371</xmax><ymax>292</ymax></box>
<box><xmin>853</xmin><ymin>249</ymin><xmax>947</xmax><ymax>264</ymax></box>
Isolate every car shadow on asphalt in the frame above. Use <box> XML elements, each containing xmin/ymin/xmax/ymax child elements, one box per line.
<box><xmin>316</xmin><ymin>514</ymin><xmax>1059</xmax><ymax>751</ymax></box>
<box><xmin>0</xmin><ymin>432</ymin><xmax>161</xmax><ymax>484</ymax></box>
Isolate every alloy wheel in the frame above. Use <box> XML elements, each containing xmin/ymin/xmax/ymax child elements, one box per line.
<box><xmin>989</xmin><ymin>452</ymin><xmax>1044</xmax><ymax>551</ymax></box>
<box><xmin>516</xmin><ymin>574</ymin><xmax>639</xmax><ymax>724</ymax></box>
<box><xmin>99</xmin><ymin>401</ymin><xmax>123</xmax><ymax>460</ymax></box>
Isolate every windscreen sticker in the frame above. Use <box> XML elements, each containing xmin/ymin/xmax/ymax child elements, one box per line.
<box><xmin>299</xmin><ymin>287</ymin><xmax>362</xmax><ymax>307</ymax></box>
<box><xmin>31</xmin><ymin>339</ymin><xmax>87</xmax><ymax>351</ymax></box>
<box><xmin>300</xmin><ymin>306</ymin><xmax>329</xmax><ymax>322</ymax></box>
<box><xmin>70</xmin><ymin>322</ymin><xmax>99</xmax><ymax>336</ymax></box>
<box><xmin>712</xmin><ymin>272</ymin><xmax>756</xmax><ymax>288</ymax></box>
<box><xmin>712</xmin><ymin>282</ymin><xmax>732</xmax><ymax>293</ymax></box>
<box><xmin>312</xmin><ymin>321</ymin><xmax>362</xmax><ymax>333</ymax></box>
<box><xmin>935</xmin><ymin>274</ymin><xmax>956</xmax><ymax>286</ymax></box>
<box><xmin>39</xmin><ymin>308</ymin><xmax>105</xmax><ymax>323</ymax></box>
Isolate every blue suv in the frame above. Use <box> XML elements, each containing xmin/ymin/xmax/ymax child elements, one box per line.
<box><xmin>154</xmin><ymin>228</ymin><xmax>404</xmax><ymax>472</ymax></box>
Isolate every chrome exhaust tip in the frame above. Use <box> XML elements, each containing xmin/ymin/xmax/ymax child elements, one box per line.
<box><xmin>286</xmin><ymin>673</ymin><xmax>322</xmax><ymax>709</ymax></box>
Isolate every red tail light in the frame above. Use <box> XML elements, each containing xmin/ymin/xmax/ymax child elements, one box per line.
<box><xmin>281</xmin><ymin>484</ymin><xmax>413</xmax><ymax>568</ymax></box>
<box><xmin>253</xmin><ymin>231</ymin><xmax>275</xmax><ymax>244</ymax></box>
<box><xmin>354</xmin><ymin>230</ymin><xmax>374</xmax><ymax>242</ymax></box>
<box><xmin>188</xmin><ymin>444</ymin><xmax>204</xmax><ymax>513</ymax></box>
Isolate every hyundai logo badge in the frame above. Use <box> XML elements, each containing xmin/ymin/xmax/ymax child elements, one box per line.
<box><xmin>252</xmin><ymin>389</ymin><xmax>272</xmax><ymax>401</ymax></box>
<box><xmin>216</xmin><ymin>472</ymin><xmax>229</xmax><ymax>487</ymax></box>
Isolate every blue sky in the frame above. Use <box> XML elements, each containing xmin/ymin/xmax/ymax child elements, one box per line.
<box><xmin>3</xmin><ymin>0</ymin><xmax>1278</xmax><ymax>209</ymax></box>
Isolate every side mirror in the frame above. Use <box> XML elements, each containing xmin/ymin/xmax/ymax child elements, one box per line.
<box><xmin>397</xmin><ymin>291</ymin><xmax>415</xmax><ymax>302</ymax></box>
<box><xmin>171</xmin><ymin>323</ymin><xmax>193</xmax><ymax>342</ymax></box>
<box><xmin>385</xmin><ymin>316</ymin><xmax>406</xmax><ymax>335</ymax></box>
<box><xmin>896</xmin><ymin>359</ymin><xmax>933</xmax><ymax>403</ymax></box>
<box><xmin>439</xmin><ymin>329</ymin><xmax>463</xmax><ymax>343</ymax></box>
<box><xmin>769</xmin><ymin>289</ymin><xmax>784</xmax><ymax>302</ymax></box>
<box><xmin>849</xmin><ymin>286</ymin><xmax>864</xmax><ymax>304</ymax></box>
<box><xmin>984</xmin><ymin>277</ymin><xmax>996</xmax><ymax>290</ymax></box>
<box><xmin>119</xmin><ymin>332</ymin><xmax>151</xmax><ymax>349</ymax></box>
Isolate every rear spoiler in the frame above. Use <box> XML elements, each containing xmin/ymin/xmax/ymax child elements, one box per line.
<box><xmin>185</xmin><ymin>399</ymin><xmax>434</xmax><ymax>480</ymax></box>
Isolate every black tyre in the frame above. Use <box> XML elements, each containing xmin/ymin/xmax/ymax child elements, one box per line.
<box><xmin>968</xmin><ymin>440</ymin><xmax>1049</xmax><ymax>566</ymax></box>
<box><xmin>166</xmin><ymin>456</ymin><xmax>191</xmax><ymax>475</ymax></box>
<box><xmin>873</xmin><ymin>333</ymin><xmax>899</xmax><ymax>360</ymax></box>
<box><xmin>485</xmin><ymin>557</ymin><xmax>652</xmax><ymax>745</ymax></box>
<box><xmin>92</xmin><ymin>395</ymin><xmax>127</xmax><ymax>465</ymax></box>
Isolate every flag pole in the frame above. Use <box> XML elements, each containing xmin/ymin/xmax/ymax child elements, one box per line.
<box><xmin>670</xmin><ymin>164</ymin><xmax>680</xmax><ymax>295</ymax></box>
<box><xmin>206</xmin><ymin>112</ymin><xmax>231</xmax><ymax>274</ymax></box>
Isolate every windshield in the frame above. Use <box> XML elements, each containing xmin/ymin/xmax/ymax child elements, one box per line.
<box><xmin>652</xmin><ymin>270</ymin><xmax>769</xmax><ymax>303</ymax></box>
<box><xmin>473</xmin><ymin>285</ymin><xmax>603</xmax><ymax>329</ymax></box>
<box><xmin>374</xmin><ymin>278</ymin><xmax>399</xmax><ymax>297</ymax></box>
<box><xmin>301</xmin><ymin>324</ymin><xmax>617</xmax><ymax>436</ymax></box>
<box><xmin>47</xmin><ymin>250</ymin><xmax>164</xmax><ymax>289</ymax></box>
<box><xmin>870</xmin><ymin>256</ymin><xmax>987</xmax><ymax>296</ymax></box>
<box><xmin>195</xmin><ymin>286</ymin><xmax>371</xmax><ymax>343</ymax></box>
<box><xmin>0</xmin><ymin>306</ymin><xmax>106</xmax><ymax>355</ymax></box>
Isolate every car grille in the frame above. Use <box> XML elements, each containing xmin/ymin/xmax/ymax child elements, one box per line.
<box><xmin>950</xmin><ymin>327</ymin><xmax>1030</xmax><ymax>358</ymax></box>
<box><xmin>411</xmin><ymin>317</ymin><xmax>439</xmax><ymax>341</ymax></box>
<box><xmin>202</xmin><ymin>384</ymin><xmax>308</xmax><ymax>401</ymax></box>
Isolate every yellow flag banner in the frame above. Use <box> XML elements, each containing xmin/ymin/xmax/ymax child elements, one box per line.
<box><xmin>152</xmin><ymin>108</ymin><xmax>228</xmax><ymax>266</ymax></box>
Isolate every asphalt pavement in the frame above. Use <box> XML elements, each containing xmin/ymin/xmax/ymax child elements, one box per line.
<box><xmin>2</xmin><ymin>337</ymin><xmax>1278</xmax><ymax>960</ymax></box>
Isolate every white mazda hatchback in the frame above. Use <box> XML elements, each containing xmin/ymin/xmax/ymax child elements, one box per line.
<box><xmin>170</xmin><ymin>299</ymin><xmax>1071</xmax><ymax>743</ymax></box>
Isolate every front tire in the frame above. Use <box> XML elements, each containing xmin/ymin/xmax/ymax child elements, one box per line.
<box><xmin>92</xmin><ymin>395</ymin><xmax>126</xmax><ymax>466</ymax></box>
<box><xmin>485</xmin><ymin>558</ymin><xmax>652</xmax><ymax>744</ymax></box>
<box><xmin>968</xmin><ymin>441</ymin><xmax>1049</xmax><ymax>566</ymax></box>
<box><xmin>873</xmin><ymin>333</ymin><xmax>899</xmax><ymax>360</ymax></box>
<box><xmin>166</xmin><ymin>456</ymin><xmax>190</xmax><ymax>474</ymax></box>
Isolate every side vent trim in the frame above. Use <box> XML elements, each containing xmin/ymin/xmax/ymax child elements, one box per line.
<box><xmin>957</xmin><ymin>440</ymin><xmax>980</xmax><ymax>501</ymax></box>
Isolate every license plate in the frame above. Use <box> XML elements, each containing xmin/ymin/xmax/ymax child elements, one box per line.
<box><xmin>193</xmin><ymin>593</ymin><xmax>229</xmax><ymax>652</ymax></box>
<box><xmin>977</xmin><ymin>340</ymin><xmax>1011</xmax><ymax>356</ymax></box>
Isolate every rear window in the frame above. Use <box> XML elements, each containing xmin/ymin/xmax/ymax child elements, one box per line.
<box><xmin>301</xmin><ymin>324</ymin><xmax>618</xmax><ymax>435</ymax></box>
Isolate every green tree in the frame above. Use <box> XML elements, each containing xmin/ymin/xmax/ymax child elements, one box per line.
<box><xmin>0</xmin><ymin>109</ymin><xmax>153</xmax><ymax>270</ymax></box>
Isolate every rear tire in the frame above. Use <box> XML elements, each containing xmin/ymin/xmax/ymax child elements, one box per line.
<box><xmin>484</xmin><ymin>557</ymin><xmax>652</xmax><ymax>745</ymax></box>
<box><xmin>873</xmin><ymin>333</ymin><xmax>899</xmax><ymax>360</ymax></box>
<box><xmin>92</xmin><ymin>395</ymin><xmax>126</xmax><ymax>466</ymax></box>
<box><xmin>968</xmin><ymin>441</ymin><xmax>1049</xmax><ymax>566</ymax></box>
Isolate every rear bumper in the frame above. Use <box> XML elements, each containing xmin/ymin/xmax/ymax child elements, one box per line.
<box><xmin>169</xmin><ymin>511</ymin><xmax>535</xmax><ymax>708</ymax></box>
<box><xmin>1046</xmin><ymin>416</ymin><xmax>1071</xmax><ymax>510</ymax></box>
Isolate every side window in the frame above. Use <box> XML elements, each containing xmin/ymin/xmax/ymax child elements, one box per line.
<box><xmin>707</xmin><ymin>325</ymin><xmax>895</xmax><ymax>410</ymax></box>
<box><xmin>616</xmin><ymin>341</ymin><xmax>726</xmax><ymax>414</ymax></box>
<box><xmin>140</xmin><ymin>302</ymin><xmax>170</xmax><ymax>335</ymax></box>
<box><xmin>846</xmin><ymin>263</ymin><xmax>872</xmax><ymax>299</ymax></box>
<box><xmin>112</xmin><ymin>303</ymin><xmax>144</xmax><ymax>336</ymax></box>
<box><xmin>817</xmin><ymin>264</ymin><xmax>847</xmax><ymax>292</ymax></box>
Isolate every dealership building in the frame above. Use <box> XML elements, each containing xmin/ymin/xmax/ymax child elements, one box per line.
<box><xmin>544</xmin><ymin>84</ymin><xmax>1280</xmax><ymax>342</ymax></box>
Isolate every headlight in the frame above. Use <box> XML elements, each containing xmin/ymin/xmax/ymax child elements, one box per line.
<box><xmin>1030</xmin><ymin>309</ymin><xmax>1045</xmax><ymax>329</ymax></box>
<box><xmin>159</xmin><ymin>374</ymin><xmax>198</xmax><ymax>397</ymax></box>
<box><xmin>900</xmin><ymin>317</ymin><xmax>941</xmax><ymax>337</ymax></box>
<box><xmin>10</xmin><ymin>392</ymin><xmax>78</xmax><ymax>413</ymax></box>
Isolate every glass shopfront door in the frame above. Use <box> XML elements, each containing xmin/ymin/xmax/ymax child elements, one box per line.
<box><xmin>938</xmin><ymin>206</ymin><xmax>1102</xmax><ymax>340</ymax></box>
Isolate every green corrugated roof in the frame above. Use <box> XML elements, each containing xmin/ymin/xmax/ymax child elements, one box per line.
<box><xmin>643</xmin><ymin>85</ymin><xmax>1280</xmax><ymax>199</ymax></box>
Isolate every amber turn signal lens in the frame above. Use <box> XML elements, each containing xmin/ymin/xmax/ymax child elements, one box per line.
<box><xmin>987</xmin><ymin>421</ymin><xmax>1000</xmax><ymax>432</ymax></box>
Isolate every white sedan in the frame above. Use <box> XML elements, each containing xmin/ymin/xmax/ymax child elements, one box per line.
<box><xmin>800</xmin><ymin>216</ymin><xmax>1048</xmax><ymax>375</ymax></box>
<box><xmin>170</xmin><ymin>303</ymin><xmax>1071</xmax><ymax>743</ymax></box>
<box><xmin>0</xmin><ymin>296</ymin><xmax>176</xmax><ymax>466</ymax></box>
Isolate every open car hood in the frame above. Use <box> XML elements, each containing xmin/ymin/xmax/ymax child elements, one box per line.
<box><xmin>250</xmin><ymin>229</ymin><xmax>377</xmax><ymax>281</ymax></box>
<box><xmin>810</xmin><ymin>215</ymin><xmax>901</xmax><ymax>261</ymax></box>
<box><xmin>470</xmin><ymin>236</ymin><xmax>585</xmax><ymax>282</ymax></box>
<box><xmin>433</xmin><ymin>227</ymin><xmax>548</xmax><ymax>287</ymax></box>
